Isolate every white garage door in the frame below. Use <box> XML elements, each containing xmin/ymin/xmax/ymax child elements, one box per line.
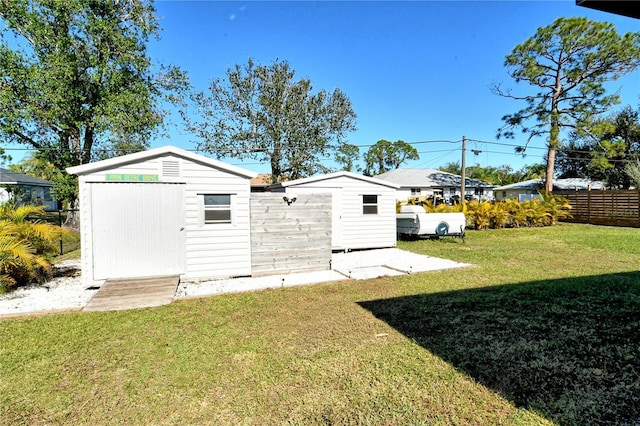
<box><xmin>91</xmin><ymin>183</ymin><xmax>186</xmax><ymax>280</ymax></box>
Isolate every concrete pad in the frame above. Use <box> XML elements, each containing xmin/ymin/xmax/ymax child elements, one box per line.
<box><xmin>332</xmin><ymin>248</ymin><xmax>471</xmax><ymax>275</ymax></box>
<box><xmin>177</xmin><ymin>248</ymin><xmax>471</xmax><ymax>299</ymax></box>
<box><xmin>334</xmin><ymin>265</ymin><xmax>407</xmax><ymax>280</ymax></box>
<box><xmin>177</xmin><ymin>269</ymin><xmax>347</xmax><ymax>299</ymax></box>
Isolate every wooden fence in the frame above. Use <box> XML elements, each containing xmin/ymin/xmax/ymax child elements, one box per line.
<box><xmin>555</xmin><ymin>190</ymin><xmax>640</xmax><ymax>228</ymax></box>
<box><xmin>250</xmin><ymin>193</ymin><xmax>332</xmax><ymax>275</ymax></box>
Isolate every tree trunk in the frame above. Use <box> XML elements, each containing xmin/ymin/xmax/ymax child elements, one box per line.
<box><xmin>545</xmin><ymin>146</ymin><xmax>556</xmax><ymax>193</ymax></box>
<box><xmin>63</xmin><ymin>197</ymin><xmax>80</xmax><ymax>230</ymax></box>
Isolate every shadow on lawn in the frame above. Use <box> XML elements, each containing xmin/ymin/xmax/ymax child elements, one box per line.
<box><xmin>358</xmin><ymin>272</ymin><xmax>640</xmax><ymax>425</ymax></box>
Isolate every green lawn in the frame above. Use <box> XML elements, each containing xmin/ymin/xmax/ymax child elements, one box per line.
<box><xmin>2</xmin><ymin>223</ymin><xmax>639</xmax><ymax>425</ymax></box>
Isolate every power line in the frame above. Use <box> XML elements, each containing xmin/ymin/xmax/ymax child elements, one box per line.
<box><xmin>3</xmin><ymin>136</ymin><xmax>637</xmax><ymax>166</ymax></box>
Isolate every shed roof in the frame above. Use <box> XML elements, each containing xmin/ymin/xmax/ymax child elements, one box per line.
<box><xmin>375</xmin><ymin>168</ymin><xmax>494</xmax><ymax>188</ymax></box>
<box><xmin>272</xmin><ymin>171</ymin><xmax>400</xmax><ymax>189</ymax></box>
<box><xmin>494</xmin><ymin>178</ymin><xmax>606</xmax><ymax>191</ymax></box>
<box><xmin>66</xmin><ymin>145</ymin><xmax>257</xmax><ymax>179</ymax></box>
<box><xmin>0</xmin><ymin>168</ymin><xmax>54</xmax><ymax>187</ymax></box>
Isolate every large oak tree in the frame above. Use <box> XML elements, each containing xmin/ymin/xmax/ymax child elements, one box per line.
<box><xmin>184</xmin><ymin>58</ymin><xmax>357</xmax><ymax>183</ymax></box>
<box><xmin>0</xmin><ymin>0</ymin><xmax>187</xmax><ymax>217</ymax></box>
<box><xmin>494</xmin><ymin>17</ymin><xmax>640</xmax><ymax>192</ymax></box>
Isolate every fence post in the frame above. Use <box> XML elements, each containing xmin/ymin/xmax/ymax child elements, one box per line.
<box><xmin>58</xmin><ymin>209</ymin><xmax>63</xmax><ymax>255</ymax></box>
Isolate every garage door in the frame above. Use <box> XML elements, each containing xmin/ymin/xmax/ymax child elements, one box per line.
<box><xmin>91</xmin><ymin>183</ymin><xmax>186</xmax><ymax>280</ymax></box>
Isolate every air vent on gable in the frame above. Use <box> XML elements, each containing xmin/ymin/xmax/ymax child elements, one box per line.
<box><xmin>162</xmin><ymin>160</ymin><xmax>180</xmax><ymax>177</ymax></box>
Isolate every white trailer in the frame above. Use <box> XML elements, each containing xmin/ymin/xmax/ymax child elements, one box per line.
<box><xmin>397</xmin><ymin>205</ymin><xmax>466</xmax><ymax>240</ymax></box>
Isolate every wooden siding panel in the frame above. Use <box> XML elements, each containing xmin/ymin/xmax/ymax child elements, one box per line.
<box><xmin>556</xmin><ymin>190</ymin><xmax>640</xmax><ymax>228</ymax></box>
<box><xmin>250</xmin><ymin>193</ymin><xmax>331</xmax><ymax>275</ymax></box>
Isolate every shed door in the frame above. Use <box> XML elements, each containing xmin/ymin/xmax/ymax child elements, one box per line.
<box><xmin>90</xmin><ymin>183</ymin><xmax>186</xmax><ymax>280</ymax></box>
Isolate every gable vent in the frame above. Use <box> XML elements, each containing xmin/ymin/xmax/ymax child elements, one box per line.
<box><xmin>162</xmin><ymin>160</ymin><xmax>180</xmax><ymax>177</ymax></box>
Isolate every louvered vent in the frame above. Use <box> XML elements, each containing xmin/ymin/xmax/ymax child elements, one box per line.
<box><xmin>162</xmin><ymin>160</ymin><xmax>180</xmax><ymax>177</ymax></box>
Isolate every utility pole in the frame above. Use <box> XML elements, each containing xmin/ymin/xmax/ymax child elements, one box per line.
<box><xmin>461</xmin><ymin>135</ymin><xmax>466</xmax><ymax>206</ymax></box>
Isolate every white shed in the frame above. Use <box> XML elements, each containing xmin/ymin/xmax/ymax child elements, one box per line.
<box><xmin>270</xmin><ymin>171</ymin><xmax>400</xmax><ymax>251</ymax></box>
<box><xmin>67</xmin><ymin>146</ymin><xmax>257</xmax><ymax>287</ymax></box>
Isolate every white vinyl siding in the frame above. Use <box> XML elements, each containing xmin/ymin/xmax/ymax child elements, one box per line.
<box><xmin>181</xmin><ymin>160</ymin><xmax>252</xmax><ymax>280</ymax></box>
<box><xmin>75</xmin><ymin>151</ymin><xmax>253</xmax><ymax>285</ymax></box>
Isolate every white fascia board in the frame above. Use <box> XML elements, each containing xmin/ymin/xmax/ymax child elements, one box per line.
<box><xmin>279</xmin><ymin>171</ymin><xmax>401</xmax><ymax>189</ymax></box>
<box><xmin>66</xmin><ymin>145</ymin><xmax>258</xmax><ymax>179</ymax></box>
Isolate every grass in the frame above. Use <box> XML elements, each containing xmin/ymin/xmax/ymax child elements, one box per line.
<box><xmin>1</xmin><ymin>223</ymin><xmax>639</xmax><ymax>425</ymax></box>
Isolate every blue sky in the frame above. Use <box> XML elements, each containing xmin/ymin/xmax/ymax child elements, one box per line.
<box><xmin>149</xmin><ymin>0</ymin><xmax>639</xmax><ymax>174</ymax></box>
<box><xmin>4</xmin><ymin>1</ymin><xmax>640</xmax><ymax>174</ymax></box>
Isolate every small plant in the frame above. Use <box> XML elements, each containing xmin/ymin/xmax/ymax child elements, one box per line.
<box><xmin>0</xmin><ymin>202</ymin><xmax>69</xmax><ymax>292</ymax></box>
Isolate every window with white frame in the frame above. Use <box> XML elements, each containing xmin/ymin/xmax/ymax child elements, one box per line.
<box><xmin>203</xmin><ymin>194</ymin><xmax>232</xmax><ymax>224</ymax></box>
<box><xmin>362</xmin><ymin>194</ymin><xmax>378</xmax><ymax>215</ymax></box>
<box><xmin>411</xmin><ymin>188</ymin><xmax>421</xmax><ymax>196</ymax></box>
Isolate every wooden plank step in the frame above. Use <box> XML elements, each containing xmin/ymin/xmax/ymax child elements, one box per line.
<box><xmin>83</xmin><ymin>275</ymin><xmax>180</xmax><ymax>312</ymax></box>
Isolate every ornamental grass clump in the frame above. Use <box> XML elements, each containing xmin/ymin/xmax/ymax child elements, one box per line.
<box><xmin>0</xmin><ymin>203</ymin><xmax>70</xmax><ymax>293</ymax></box>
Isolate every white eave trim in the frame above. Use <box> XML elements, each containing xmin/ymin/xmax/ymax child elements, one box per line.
<box><xmin>66</xmin><ymin>145</ymin><xmax>258</xmax><ymax>179</ymax></box>
<box><xmin>275</xmin><ymin>171</ymin><xmax>401</xmax><ymax>189</ymax></box>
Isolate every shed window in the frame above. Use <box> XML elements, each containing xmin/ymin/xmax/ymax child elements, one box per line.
<box><xmin>362</xmin><ymin>194</ymin><xmax>378</xmax><ymax>215</ymax></box>
<box><xmin>411</xmin><ymin>188</ymin><xmax>421</xmax><ymax>196</ymax></box>
<box><xmin>203</xmin><ymin>194</ymin><xmax>231</xmax><ymax>223</ymax></box>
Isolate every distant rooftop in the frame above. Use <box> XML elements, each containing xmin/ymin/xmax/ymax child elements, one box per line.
<box><xmin>375</xmin><ymin>168</ymin><xmax>494</xmax><ymax>188</ymax></box>
<box><xmin>494</xmin><ymin>178</ymin><xmax>606</xmax><ymax>191</ymax></box>
<box><xmin>0</xmin><ymin>168</ymin><xmax>54</xmax><ymax>187</ymax></box>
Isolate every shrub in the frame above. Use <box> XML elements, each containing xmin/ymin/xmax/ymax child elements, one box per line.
<box><xmin>0</xmin><ymin>203</ymin><xmax>70</xmax><ymax>293</ymax></box>
<box><xmin>399</xmin><ymin>196</ymin><xmax>572</xmax><ymax>232</ymax></box>
<box><xmin>540</xmin><ymin>192</ymin><xmax>572</xmax><ymax>225</ymax></box>
<box><xmin>490</xmin><ymin>201</ymin><xmax>510</xmax><ymax>229</ymax></box>
<box><xmin>466</xmin><ymin>200</ymin><xmax>492</xmax><ymax>230</ymax></box>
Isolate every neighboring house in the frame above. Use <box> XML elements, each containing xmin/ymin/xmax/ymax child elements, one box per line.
<box><xmin>375</xmin><ymin>168</ymin><xmax>494</xmax><ymax>203</ymax></box>
<box><xmin>269</xmin><ymin>171</ymin><xmax>400</xmax><ymax>251</ymax></box>
<box><xmin>0</xmin><ymin>167</ymin><xmax>57</xmax><ymax>210</ymax></box>
<box><xmin>67</xmin><ymin>146</ymin><xmax>258</xmax><ymax>287</ymax></box>
<box><xmin>493</xmin><ymin>178</ymin><xmax>606</xmax><ymax>202</ymax></box>
<box><xmin>250</xmin><ymin>173</ymin><xmax>273</xmax><ymax>192</ymax></box>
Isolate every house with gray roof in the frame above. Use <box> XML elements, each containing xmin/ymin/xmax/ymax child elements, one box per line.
<box><xmin>493</xmin><ymin>178</ymin><xmax>606</xmax><ymax>202</ymax></box>
<box><xmin>0</xmin><ymin>167</ymin><xmax>57</xmax><ymax>210</ymax></box>
<box><xmin>375</xmin><ymin>168</ymin><xmax>494</xmax><ymax>203</ymax></box>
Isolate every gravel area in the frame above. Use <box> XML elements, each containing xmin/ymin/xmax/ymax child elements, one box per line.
<box><xmin>1</xmin><ymin>249</ymin><xmax>470</xmax><ymax>317</ymax></box>
<box><xmin>0</xmin><ymin>259</ymin><xmax>97</xmax><ymax>317</ymax></box>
